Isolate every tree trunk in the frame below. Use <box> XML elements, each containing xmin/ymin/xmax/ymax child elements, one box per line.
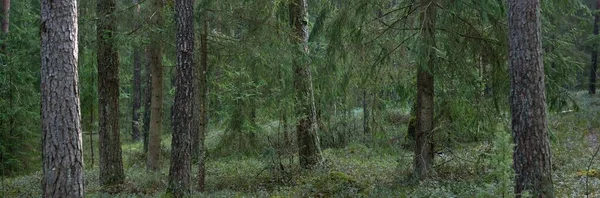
<box><xmin>147</xmin><ymin>0</ymin><xmax>165</xmax><ymax>172</ymax></box>
<box><xmin>289</xmin><ymin>0</ymin><xmax>322</xmax><ymax>169</ymax></box>
<box><xmin>97</xmin><ymin>0</ymin><xmax>125</xmax><ymax>186</ymax></box>
<box><xmin>507</xmin><ymin>0</ymin><xmax>554</xmax><ymax>197</ymax></box>
<box><xmin>363</xmin><ymin>90</ymin><xmax>369</xmax><ymax>135</ymax></box>
<box><xmin>168</xmin><ymin>0</ymin><xmax>194</xmax><ymax>196</ymax></box>
<box><xmin>197</xmin><ymin>12</ymin><xmax>209</xmax><ymax>192</ymax></box>
<box><xmin>132</xmin><ymin>0</ymin><xmax>142</xmax><ymax>141</ymax></box>
<box><xmin>1</xmin><ymin>0</ymin><xmax>9</xmax><ymax>52</ymax></box>
<box><xmin>413</xmin><ymin>0</ymin><xmax>436</xmax><ymax>180</ymax></box>
<box><xmin>41</xmin><ymin>0</ymin><xmax>84</xmax><ymax>196</ymax></box>
<box><xmin>143</xmin><ymin>48</ymin><xmax>151</xmax><ymax>153</ymax></box>
<box><xmin>590</xmin><ymin>0</ymin><xmax>600</xmax><ymax>94</ymax></box>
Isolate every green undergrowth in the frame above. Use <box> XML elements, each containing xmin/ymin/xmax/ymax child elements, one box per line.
<box><xmin>3</xmin><ymin>91</ymin><xmax>600</xmax><ymax>197</ymax></box>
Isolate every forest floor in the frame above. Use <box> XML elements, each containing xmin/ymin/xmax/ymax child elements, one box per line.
<box><xmin>3</xmin><ymin>91</ymin><xmax>600</xmax><ymax>197</ymax></box>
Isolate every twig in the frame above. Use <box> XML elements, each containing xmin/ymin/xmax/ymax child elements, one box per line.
<box><xmin>586</xmin><ymin>142</ymin><xmax>600</xmax><ymax>197</ymax></box>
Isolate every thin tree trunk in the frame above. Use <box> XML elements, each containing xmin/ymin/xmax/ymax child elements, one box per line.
<box><xmin>1</xmin><ymin>0</ymin><xmax>9</xmax><ymax>53</ymax></box>
<box><xmin>143</xmin><ymin>48</ymin><xmax>151</xmax><ymax>153</ymax></box>
<box><xmin>168</xmin><ymin>0</ymin><xmax>194</xmax><ymax>195</ymax></box>
<box><xmin>507</xmin><ymin>0</ymin><xmax>554</xmax><ymax>197</ymax></box>
<box><xmin>132</xmin><ymin>0</ymin><xmax>142</xmax><ymax>141</ymax></box>
<box><xmin>413</xmin><ymin>0</ymin><xmax>436</xmax><ymax>180</ymax></box>
<box><xmin>97</xmin><ymin>0</ymin><xmax>125</xmax><ymax>186</ymax></box>
<box><xmin>197</xmin><ymin>12</ymin><xmax>209</xmax><ymax>192</ymax></box>
<box><xmin>290</xmin><ymin>0</ymin><xmax>322</xmax><ymax>169</ymax></box>
<box><xmin>363</xmin><ymin>90</ymin><xmax>369</xmax><ymax>135</ymax></box>
<box><xmin>147</xmin><ymin>0</ymin><xmax>165</xmax><ymax>172</ymax></box>
<box><xmin>41</xmin><ymin>0</ymin><xmax>84</xmax><ymax>196</ymax></box>
<box><xmin>590</xmin><ymin>0</ymin><xmax>600</xmax><ymax>94</ymax></box>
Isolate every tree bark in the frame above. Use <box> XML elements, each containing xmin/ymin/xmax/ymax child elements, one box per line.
<box><xmin>143</xmin><ymin>48</ymin><xmax>151</xmax><ymax>153</ymax></box>
<box><xmin>590</xmin><ymin>0</ymin><xmax>600</xmax><ymax>94</ymax></box>
<box><xmin>413</xmin><ymin>0</ymin><xmax>436</xmax><ymax>180</ymax></box>
<box><xmin>168</xmin><ymin>0</ymin><xmax>194</xmax><ymax>196</ymax></box>
<box><xmin>41</xmin><ymin>0</ymin><xmax>84</xmax><ymax>196</ymax></box>
<box><xmin>1</xmin><ymin>0</ymin><xmax>9</xmax><ymax>52</ymax></box>
<box><xmin>97</xmin><ymin>0</ymin><xmax>125</xmax><ymax>186</ymax></box>
<box><xmin>289</xmin><ymin>0</ymin><xmax>322</xmax><ymax>169</ymax></box>
<box><xmin>508</xmin><ymin>0</ymin><xmax>555</xmax><ymax>197</ymax></box>
<box><xmin>147</xmin><ymin>0</ymin><xmax>165</xmax><ymax>172</ymax></box>
<box><xmin>132</xmin><ymin>0</ymin><xmax>142</xmax><ymax>141</ymax></box>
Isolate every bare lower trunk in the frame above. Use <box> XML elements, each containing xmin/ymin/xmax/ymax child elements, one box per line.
<box><xmin>413</xmin><ymin>0</ymin><xmax>436</xmax><ymax>180</ymax></box>
<box><xmin>147</xmin><ymin>0</ymin><xmax>165</xmax><ymax>172</ymax></box>
<box><xmin>508</xmin><ymin>0</ymin><xmax>554</xmax><ymax>197</ymax></box>
<box><xmin>290</xmin><ymin>0</ymin><xmax>322</xmax><ymax>169</ymax></box>
<box><xmin>168</xmin><ymin>0</ymin><xmax>194</xmax><ymax>195</ymax></box>
<box><xmin>41</xmin><ymin>0</ymin><xmax>84</xmax><ymax>196</ymax></box>
<box><xmin>97</xmin><ymin>0</ymin><xmax>125</xmax><ymax>186</ymax></box>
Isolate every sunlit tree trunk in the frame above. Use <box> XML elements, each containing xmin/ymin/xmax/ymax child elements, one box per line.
<box><xmin>41</xmin><ymin>0</ymin><xmax>84</xmax><ymax>196</ymax></box>
<box><xmin>508</xmin><ymin>0</ymin><xmax>554</xmax><ymax>197</ymax></box>
<box><xmin>289</xmin><ymin>0</ymin><xmax>322</xmax><ymax>169</ymax></box>
<box><xmin>413</xmin><ymin>0</ymin><xmax>436</xmax><ymax>180</ymax></box>
<box><xmin>147</xmin><ymin>0</ymin><xmax>165</xmax><ymax>172</ymax></box>
<box><xmin>97</xmin><ymin>0</ymin><xmax>125</xmax><ymax>186</ymax></box>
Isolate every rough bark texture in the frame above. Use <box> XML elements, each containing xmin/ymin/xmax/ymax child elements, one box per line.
<box><xmin>97</xmin><ymin>0</ymin><xmax>125</xmax><ymax>186</ymax></box>
<box><xmin>590</xmin><ymin>0</ymin><xmax>600</xmax><ymax>94</ymax></box>
<box><xmin>41</xmin><ymin>0</ymin><xmax>84</xmax><ymax>196</ymax></box>
<box><xmin>413</xmin><ymin>0</ymin><xmax>436</xmax><ymax>180</ymax></box>
<box><xmin>197</xmin><ymin>13</ymin><xmax>209</xmax><ymax>192</ymax></box>
<box><xmin>131</xmin><ymin>0</ymin><xmax>142</xmax><ymax>141</ymax></box>
<box><xmin>143</xmin><ymin>48</ymin><xmax>151</xmax><ymax>153</ymax></box>
<box><xmin>507</xmin><ymin>0</ymin><xmax>555</xmax><ymax>197</ymax></box>
<box><xmin>289</xmin><ymin>0</ymin><xmax>322</xmax><ymax>169</ymax></box>
<box><xmin>167</xmin><ymin>0</ymin><xmax>194</xmax><ymax>196</ymax></box>
<box><xmin>147</xmin><ymin>0</ymin><xmax>164</xmax><ymax>172</ymax></box>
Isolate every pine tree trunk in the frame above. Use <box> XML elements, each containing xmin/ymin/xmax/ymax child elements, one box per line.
<box><xmin>147</xmin><ymin>0</ymin><xmax>165</xmax><ymax>172</ymax></box>
<box><xmin>197</xmin><ymin>13</ymin><xmax>209</xmax><ymax>192</ymax></box>
<box><xmin>289</xmin><ymin>0</ymin><xmax>322</xmax><ymax>169</ymax></box>
<box><xmin>97</xmin><ymin>0</ymin><xmax>125</xmax><ymax>186</ymax></box>
<box><xmin>143</xmin><ymin>48</ymin><xmax>151</xmax><ymax>153</ymax></box>
<box><xmin>131</xmin><ymin>0</ymin><xmax>142</xmax><ymax>141</ymax></box>
<box><xmin>413</xmin><ymin>0</ymin><xmax>436</xmax><ymax>180</ymax></box>
<box><xmin>41</xmin><ymin>0</ymin><xmax>84</xmax><ymax>196</ymax></box>
<box><xmin>508</xmin><ymin>0</ymin><xmax>554</xmax><ymax>197</ymax></box>
<box><xmin>168</xmin><ymin>0</ymin><xmax>194</xmax><ymax>195</ymax></box>
<box><xmin>590</xmin><ymin>0</ymin><xmax>600</xmax><ymax>94</ymax></box>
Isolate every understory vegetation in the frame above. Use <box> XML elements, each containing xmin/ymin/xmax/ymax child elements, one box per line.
<box><xmin>2</xmin><ymin>91</ymin><xmax>599</xmax><ymax>197</ymax></box>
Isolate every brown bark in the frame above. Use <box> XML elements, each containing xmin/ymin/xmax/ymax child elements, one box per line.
<box><xmin>143</xmin><ymin>48</ymin><xmax>151</xmax><ymax>153</ymax></box>
<box><xmin>131</xmin><ymin>0</ymin><xmax>142</xmax><ymax>141</ymax></box>
<box><xmin>147</xmin><ymin>0</ymin><xmax>165</xmax><ymax>172</ymax></box>
<box><xmin>97</xmin><ymin>0</ymin><xmax>125</xmax><ymax>186</ymax></box>
<box><xmin>41</xmin><ymin>0</ymin><xmax>84</xmax><ymax>196</ymax></box>
<box><xmin>289</xmin><ymin>0</ymin><xmax>322</xmax><ymax>169</ymax></box>
<box><xmin>590</xmin><ymin>0</ymin><xmax>600</xmax><ymax>94</ymax></box>
<box><xmin>508</xmin><ymin>0</ymin><xmax>554</xmax><ymax>197</ymax></box>
<box><xmin>413</xmin><ymin>0</ymin><xmax>436</xmax><ymax>180</ymax></box>
<box><xmin>167</xmin><ymin>0</ymin><xmax>194</xmax><ymax>196</ymax></box>
<box><xmin>196</xmin><ymin>12</ymin><xmax>209</xmax><ymax>192</ymax></box>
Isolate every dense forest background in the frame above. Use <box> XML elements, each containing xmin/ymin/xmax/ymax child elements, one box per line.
<box><xmin>2</xmin><ymin>0</ymin><xmax>600</xmax><ymax>197</ymax></box>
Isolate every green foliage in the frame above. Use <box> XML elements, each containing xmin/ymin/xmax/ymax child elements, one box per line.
<box><xmin>0</xmin><ymin>0</ymin><xmax>41</xmax><ymax>176</ymax></box>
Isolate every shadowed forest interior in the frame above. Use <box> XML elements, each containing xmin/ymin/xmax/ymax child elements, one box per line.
<box><xmin>3</xmin><ymin>0</ymin><xmax>600</xmax><ymax>197</ymax></box>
